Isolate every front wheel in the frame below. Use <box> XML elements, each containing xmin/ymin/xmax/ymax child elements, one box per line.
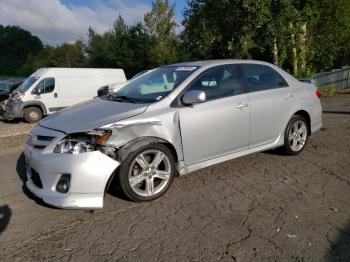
<box><xmin>23</xmin><ymin>107</ymin><xmax>42</xmax><ymax>123</ymax></box>
<box><xmin>282</xmin><ymin>115</ymin><xmax>308</xmax><ymax>155</ymax></box>
<box><xmin>118</xmin><ymin>143</ymin><xmax>176</xmax><ymax>202</ymax></box>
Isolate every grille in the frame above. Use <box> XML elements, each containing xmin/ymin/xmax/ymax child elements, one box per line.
<box><xmin>30</xmin><ymin>168</ymin><xmax>43</xmax><ymax>188</ymax></box>
<box><xmin>34</xmin><ymin>145</ymin><xmax>46</xmax><ymax>150</ymax></box>
<box><xmin>36</xmin><ymin>135</ymin><xmax>55</xmax><ymax>142</ymax></box>
<box><xmin>29</xmin><ymin>135</ymin><xmax>56</xmax><ymax>151</ymax></box>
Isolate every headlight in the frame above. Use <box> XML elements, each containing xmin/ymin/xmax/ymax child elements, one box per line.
<box><xmin>12</xmin><ymin>93</ymin><xmax>23</xmax><ymax>101</ymax></box>
<box><xmin>53</xmin><ymin>130</ymin><xmax>113</xmax><ymax>154</ymax></box>
<box><xmin>54</xmin><ymin>140</ymin><xmax>95</xmax><ymax>154</ymax></box>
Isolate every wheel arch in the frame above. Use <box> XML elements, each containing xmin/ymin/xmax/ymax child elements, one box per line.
<box><xmin>21</xmin><ymin>101</ymin><xmax>48</xmax><ymax>117</ymax></box>
<box><xmin>104</xmin><ymin>136</ymin><xmax>179</xmax><ymax>194</ymax></box>
<box><xmin>116</xmin><ymin>136</ymin><xmax>179</xmax><ymax>163</ymax></box>
<box><xmin>293</xmin><ymin>109</ymin><xmax>311</xmax><ymax>135</ymax></box>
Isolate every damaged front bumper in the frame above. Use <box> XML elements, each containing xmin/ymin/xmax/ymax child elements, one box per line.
<box><xmin>24</xmin><ymin>126</ymin><xmax>120</xmax><ymax>209</ymax></box>
<box><xmin>1</xmin><ymin>100</ymin><xmax>22</xmax><ymax>120</ymax></box>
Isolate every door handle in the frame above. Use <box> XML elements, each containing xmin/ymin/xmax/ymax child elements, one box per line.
<box><xmin>235</xmin><ymin>102</ymin><xmax>249</xmax><ymax>109</ymax></box>
<box><xmin>283</xmin><ymin>93</ymin><xmax>293</xmax><ymax>99</ymax></box>
<box><xmin>54</xmin><ymin>92</ymin><xmax>58</xmax><ymax>98</ymax></box>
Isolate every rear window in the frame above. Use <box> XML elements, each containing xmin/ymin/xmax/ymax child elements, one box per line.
<box><xmin>240</xmin><ymin>64</ymin><xmax>289</xmax><ymax>93</ymax></box>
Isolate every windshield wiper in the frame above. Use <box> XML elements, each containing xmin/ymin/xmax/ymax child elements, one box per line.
<box><xmin>111</xmin><ymin>95</ymin><xmax>139</xmax><ymax>103</ymax></box>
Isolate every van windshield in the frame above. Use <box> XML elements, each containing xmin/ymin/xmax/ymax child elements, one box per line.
<box><xmin>0</xmin><ymin>82</ymin><xmax>8</xmax><ymax>91</ymax></box>
<box><xmin>111</xmin><ymin>66</ymin><xmax>198</xmax><ymax>103</ymax></box>
<box><xmin>17</xmin><ymin>77</ymin><xmax>38</xmax><ymax>93</ymax></box>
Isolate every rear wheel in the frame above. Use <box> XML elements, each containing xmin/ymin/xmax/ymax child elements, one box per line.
<box><xmin>282</xmin><ymin>115</ymin><xmax>308</xmax><ymax>155</ymax></box>
<box><xmin>118</xmin><ymin>143</ymin><xmax>175</xmax><ymax>202</ymax></box>
<box><xmin>23</xmin><ymin>107</ymin><xmax>42</xmax><ymax>123</ymax></box>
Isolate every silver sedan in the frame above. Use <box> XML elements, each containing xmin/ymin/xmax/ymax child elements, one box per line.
<box><xmin>24</xmin><ymin>60</ymin><xmax>322</xmax><ymax>209</ymax></box>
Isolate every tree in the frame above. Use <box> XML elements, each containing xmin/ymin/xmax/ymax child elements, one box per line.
<box><xmin>183</xmin><ymin>0</ymin><xmax>350</xmax><ymax>76</ymax></box>
<box><xmin>0</xmin><ymin>25</ymin><xmax>43</xmax><ymax>75</ymax></box>
<box><xmin>87</xmin><ymin>16</ymin><xmax>153</xmax><ymax>78</ymax></box>
<box><xmin>144</xmin><ymin>0</ymin><xmax>177</xmax><ymax>41</ymax></box>
<box><xmin>183</xmin><ymin>0</ymin><xmax>274</xmax><ymax>60</ymax></box>
<box><xmin>144</xmin><ymin>0</ymin><xmax>179</xmax><ymax>66</ymax></box>
<box><xmin>308</xmin><ymin>0</ymin><xmax>350</xmax><ymax>72</ymax></box>
<box><xmin>21</xmin><ymin>41</ymin><xmax>88</xmax><ymax>75</ymax></box>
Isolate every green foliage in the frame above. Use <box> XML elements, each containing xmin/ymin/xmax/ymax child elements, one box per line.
<box><xmin>183</xmin><ymin>0</ymin><xmax>350</xmax><ymax>76</ymax></box>
<box><xmin>21</xmin><ymin>41</ymin><xmax>88</xmax><ymax>75</ymax></box>
<box><xmin>0</xmin><ymin>25</ymin><xmax>43</xmax><ymax>76</ymax></box>
<box><xmin>0</xmin><ymin>0</ymin><xmax>349</xmax><ymax>77</ymax></box>
<box><xmin>144</xmin><ymin>0</ymin><xmax>177</xmax><ymax>41</ymax></box>
<box><xmin>87</xmin><ymin>16</ymin><xmax>153</xmax><ymax>78</ymax></box>
<box><xmin>144</xmin><ymin>0</ymin><xmax>180</xmax><ymax>67</ymax></box>
<box><xmin>323</xmin><ymin>86</ymin><xmax>338</xmax><ymax>96</ymax></box>
<box><xmin>308</xmin><ymin>0</ymin><xmax>350</xmax><ymax>73</ymax></box>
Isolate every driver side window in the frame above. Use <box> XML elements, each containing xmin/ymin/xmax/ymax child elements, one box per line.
<box><xmin>36</xmin><ymin>78</ymin><xmax>55</xmax><ymax>94</ymax></box>
<box><xmin>187</xmin><ymin>66</ymin><xmax>241</xmax><ymax>101</ymax></box>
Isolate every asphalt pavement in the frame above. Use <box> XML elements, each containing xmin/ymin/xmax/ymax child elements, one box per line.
<box><xmin>0</xmin><ymin>95</ymin><xmax>349</xmax><ymax>261</ymax></box>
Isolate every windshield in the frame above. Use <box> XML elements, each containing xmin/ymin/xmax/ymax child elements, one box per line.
<box><xmin>0</xmin><ymin>82</ymin><xmax>8</xmax><ymax>91</ymax></box>
<box><xmin>112</xmin><ymin>66</ymin><xmax>198</xmax><ymax>103</ymax></box>
<box><xmin>129</xmin><ymin>70</ymin><xmax>150</xmax><ymax>81</ymax></box>
<box><xmin>17</xmin><ymin>77</ymin><xmax>38</xmax><ymax>93</ymax></box>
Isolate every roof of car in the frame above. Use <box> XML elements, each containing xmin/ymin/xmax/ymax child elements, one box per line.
<box><xmin>170</xmin><ymin>59</ymin><xmax>274</xmax><ymax>67</ymax></box>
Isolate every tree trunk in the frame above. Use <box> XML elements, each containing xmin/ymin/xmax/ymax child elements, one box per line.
<box><xmin>299</xmin><ymin>22</ymin><xmax>307</xmax><ymax>73</ymax></box>
<box><xmin>273</xmin><ymin>37</ymin><xmax>279</xmax><ymax>65</ymax></box>
<box><xmin>290</xmin><ymin>23</ymin><xmax>298</xmax><ymax>76</ymax></box>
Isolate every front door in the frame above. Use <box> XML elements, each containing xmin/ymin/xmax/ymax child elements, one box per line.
<box><xmin>179</xmin><ymin>65</ymin><xmax>250</xmax><ymax>165</ymax></box>
<box><xmin>34</xmin><ymin>77</ymin><xmax>59</xmax><ymax>113</ymax></box>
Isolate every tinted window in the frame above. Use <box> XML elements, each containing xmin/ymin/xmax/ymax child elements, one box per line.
<box><xmin>240</xmin><ymin>64</ymin><xmax>288</xmax><ymax>93</ymax></box>
<box><xmin>187</xmin><ymin>66</ymin><xmax>241</xmax><ymax>101</ymax></box>
<box><xmin>36</xmin><ymin>78</ymin><xmax>55</xmax><ymax>94</ymax></box>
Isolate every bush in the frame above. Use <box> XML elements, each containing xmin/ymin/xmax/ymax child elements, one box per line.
<box><xmin>322</xmin><ymin>86</ymin><xmax>338</xmax><ymax>96</ymax></box>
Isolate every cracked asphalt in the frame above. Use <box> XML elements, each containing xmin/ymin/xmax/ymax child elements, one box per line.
<box><xmin>0</xmin><ymin>95</ymin><xmax>349</xmax><ymax>261</ymax></box>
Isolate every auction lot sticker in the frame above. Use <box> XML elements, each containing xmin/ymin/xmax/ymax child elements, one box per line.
<box><xmin>175</xmin><ymin>66</ymin><xmax>198</xmax><ymax>71</ymax></box>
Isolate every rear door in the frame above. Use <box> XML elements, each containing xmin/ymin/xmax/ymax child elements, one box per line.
<box><xmin>179</xmin><ymin>65</ymin><xmax>251</xmax><ymax>165</ymax></box>
<box><xmin>238</xmin><ymin>63</ymin><xmax>298</xmax><ymax>148</ymax></box>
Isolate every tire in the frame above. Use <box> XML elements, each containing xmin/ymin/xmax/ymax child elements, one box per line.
<box><xmin>282</xmin><ymin>115</ymin><xmax>308</xmax><ymax>155</ymax></box>
<box><xmin>118</xmin><ymin>143</ymin><xmax>176</xmax><ymax>202</ymax></box>
<box><xmin>23</xmin><ymin>107</ymin><xmax>42</xmax><ymax>123</ymax></box>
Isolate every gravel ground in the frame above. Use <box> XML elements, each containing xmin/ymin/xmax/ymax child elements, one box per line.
<box><xmin>0</xmin><ymin>120</ymin><xmax>35</xmax><ymax>138</ymax></box>
<box><xmin>0</xmin><ymin>95</ymin><xmax>349</xmax><ymax>261</ymax></box>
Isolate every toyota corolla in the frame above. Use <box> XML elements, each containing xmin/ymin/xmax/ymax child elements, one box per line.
<box><xmin>24</xmin><ymin>60</ymin><xmax>322</xmax><ymax>209</ymax></box>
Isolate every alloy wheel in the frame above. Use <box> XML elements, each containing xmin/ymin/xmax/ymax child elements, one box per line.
<box><xmin>288</xmin><ymin>120</ymin><xmax>307</xmax><ymax>152</ymax></box>
<box><xmin>128</xmin><ymin>149</ymin><xmax>171</xmax><ymax>197</ymax></box>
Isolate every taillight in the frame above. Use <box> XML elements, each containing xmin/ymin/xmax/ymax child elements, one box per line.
<box><xmin>316</xmin><ymin>89</ymin><xmax>321</xmax><ymax>98</ymax></box>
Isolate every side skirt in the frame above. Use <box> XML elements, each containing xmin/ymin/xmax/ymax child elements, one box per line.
<box><xmin>178</xmin><ymin>135</ymin><xmax>284</xmax><ymax>176</ymax></box>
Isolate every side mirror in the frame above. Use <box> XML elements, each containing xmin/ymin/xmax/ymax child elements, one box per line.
<box><xmin>32</xmin><ymin>88</ymin><xmax>41</xmax><ymax>95</ymax></box>
<box><xmin>182</xmin><ymin>90</ymin><xmax>206</xmax><ymax>105</ymax></box>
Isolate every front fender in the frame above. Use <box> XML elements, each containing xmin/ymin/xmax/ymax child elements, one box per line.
<box><xmin>20</xmin><ymin>100</ymin><xmax>48</xmax><ymax>116</ymax></box>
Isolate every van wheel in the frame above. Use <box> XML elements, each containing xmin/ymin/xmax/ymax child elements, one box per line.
<box><xmin>282</xmin><ymin>115</ymin><xmax>308</xmax><ymax>155</ymax></box>
<box><xmin>23</xmin><ymin>107</ymin><xmax>42</xmax><ymax>123</ymax></box>
<box><xmin>118</xmin><ymin>143</ymin><xmax>175</xmax><ymax>202</ymax></box>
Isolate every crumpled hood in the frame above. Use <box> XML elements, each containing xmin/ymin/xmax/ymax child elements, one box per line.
<box><xmin>40</xmin><ymin>98</ymin><xmax>148</xmax><ymax>134</ymax></box>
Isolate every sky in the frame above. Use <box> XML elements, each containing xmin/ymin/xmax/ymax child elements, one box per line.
<box><xmin>0</xmin><ymin>0</ymin><xmax>187</xmax><ymax>45</ymax></box>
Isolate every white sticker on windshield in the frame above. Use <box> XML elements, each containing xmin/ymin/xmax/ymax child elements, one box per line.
<box><xmin>175</xmin><ymin>66</ymin><xmax>197</xmax><ymax>71</ymax></box>
<box><xmin>156</xmin><ymin>96</ymin><xmax>163</xmax><ymax>100</ymax></box>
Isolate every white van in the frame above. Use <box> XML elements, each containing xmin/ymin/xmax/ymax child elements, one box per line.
<box><xmin>1</xmin><ymin>68</ymin><xmax>127</xmax><ymax>122</ymax></box>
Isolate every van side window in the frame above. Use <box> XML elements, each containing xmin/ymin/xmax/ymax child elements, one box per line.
<box><xmin>240</xmin><ymin>64</ymin><xmax>288</xmax><ymax>93</ymax></box>
<box><xmin>186</xmin><ymin>66</ymin><xmax>241</xmax><ymax>101</ymax></box>
<box><xmin>36</xmin><ymin>78</ymin><xmax>55</xmax><ymax>94</ymax></box>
